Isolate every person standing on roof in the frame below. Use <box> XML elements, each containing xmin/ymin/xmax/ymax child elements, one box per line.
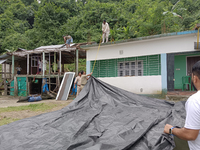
<box><xmin>102</xmin><ymin>20</ymin><xmax>110</xmax><ymax>43</ymax></box>
<box><xmin>80</xmin><ymin>71</ymin><xmax>93</xmax><ymax>91</ymax></box>
<box><xmin>63</xmin><ymin>34</ymin><xmax>73</xmax><ymax>48</ymax></box>
<box><xmin>164</xmin><ymin>61</ymin><xmax>200</xmax><ymax>150</ymax></box>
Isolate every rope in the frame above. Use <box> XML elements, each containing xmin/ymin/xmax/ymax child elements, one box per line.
<box><xmin>91</xmin><ymin>35</ymin><xmax>102</xmax><ymax>73</ymax></box>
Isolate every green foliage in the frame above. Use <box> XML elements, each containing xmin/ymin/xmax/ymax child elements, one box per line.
<box><xmin>0</xmin><ymin>0</ymin><xmax>200</xmax><ymax>53</ymax></box>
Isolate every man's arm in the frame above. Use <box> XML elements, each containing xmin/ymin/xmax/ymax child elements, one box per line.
<box><xmin>164</xmin><ymin>124</ymin><xmax>199</xmax><ymax>141</ymax></box>
<box><xmin>102</xmin><ymin>23</ymin><xmax>105</xmax><ymax>33</ymax></box>
<box><xmin>64</xmin><ymin>36</ymin><xmax>66</xmax><ymax>43</ymax></box>
<box><xmin>86</xmin><ymin>72</ymin><xmax>93</xmax><ymax>76</ymax></box>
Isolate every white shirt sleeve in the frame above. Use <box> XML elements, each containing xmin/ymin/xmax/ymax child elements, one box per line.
<box><xmin>184</xmin><ymin>97</ymin><xmax>200</xmax><ymax>130</ymax></box>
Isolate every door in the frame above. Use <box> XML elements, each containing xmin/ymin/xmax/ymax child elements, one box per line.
<box><xmin>187</xmin><ymin>56</ymin><xmax>200</xmax><ymax>76</ymax></box>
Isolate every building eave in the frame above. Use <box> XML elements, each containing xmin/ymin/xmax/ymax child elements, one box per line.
<box><xmin>81</xmin><ymin>30</ymin><xmax>198</xmax><ymax>49</ymax></box>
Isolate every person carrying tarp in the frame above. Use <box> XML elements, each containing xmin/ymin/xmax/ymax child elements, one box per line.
<box><xmin>164</xmin><ymin>61</ymin><xmax>200</xmax><ymax>150</ymax></box>
<box><xmin>80</xmin><ymin>71</ymin><xmax>93</xmax><ymax>91</ymax></box>
<box><xmin>102</xmin><ymin>20</ymin><xmax>110</xmax><ymax>43</ymax></box>
<box><xmin>63</xmin><ymin>34</ymin><xmax>73</xmax><ymax>48</ymax></box>
<box><xmin>74</xmin><ymin>71</ymin><xmax>82</xmax><ymax>97</ymax></box>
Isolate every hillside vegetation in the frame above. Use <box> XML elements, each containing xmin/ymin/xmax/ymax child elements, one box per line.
<box><xmin>0</xmin><ymin>0</ymin><xmax>199</xmax><ymax>53</ymax></box>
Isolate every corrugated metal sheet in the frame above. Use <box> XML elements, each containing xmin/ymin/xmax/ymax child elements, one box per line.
<box><xmin>35</xmin><ymin>44</ymin><xmax>76</xmax><ymax>50</ymax></box>
<box><xmin>0</xmin><ymin>59</ymin><xmax>7</xmax><ymax>64</ymax></box>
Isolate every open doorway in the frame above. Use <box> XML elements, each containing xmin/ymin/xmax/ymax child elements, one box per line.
<box><xmin>187</xmin><ymin>56</ymin><xmax>200</xmax><ymax>76</ymax></box>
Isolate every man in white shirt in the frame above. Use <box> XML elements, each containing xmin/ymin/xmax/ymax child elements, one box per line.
<box><xmin>164</xmin><ymin>61</ymin><xmax>200</xmax><ymax>150</ymax></box>
<box><xmin>74</xmin><ymin>71</ymin><xmax>82</xmax><ymax>96</ymax></box>
<box><xmin>38</xmin><ymin>59</ymin><xmax>42</xmax><ymax>74</ymax></box>
<box><xmin>102</xmin><ymin>20</ymin><xmax>110</xmax><ymax>43</ymax></box>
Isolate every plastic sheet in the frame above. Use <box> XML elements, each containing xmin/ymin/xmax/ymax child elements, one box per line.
<box><xmin>0</xmin><ymin>77</ymin><xmax>186</xmax><ymax>150</ymax></box>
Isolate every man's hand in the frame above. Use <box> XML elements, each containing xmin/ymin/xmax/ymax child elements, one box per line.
<box><xmin>164</xmin><ymin>124</ymin><xmax>173</xmax><ymax>134</ymax></box>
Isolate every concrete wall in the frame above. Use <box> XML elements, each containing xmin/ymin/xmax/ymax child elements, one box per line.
<box><xmin>98</xmin><ymin>76</ymin><xmax>162</xmax><ymax>95</ymax></box>
<box><xmin>87</xmin><ymin>32</ymin><xmax>198</xmax><ymax>61</ymax></box>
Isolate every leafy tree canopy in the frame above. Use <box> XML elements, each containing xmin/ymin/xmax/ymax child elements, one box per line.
<box><xmin>0</xmin><ymin>0</ymin><xmax>200</xmax><ymax>53</ymax></box>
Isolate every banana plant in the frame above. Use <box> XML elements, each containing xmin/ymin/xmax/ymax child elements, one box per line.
<box><xmin>163</xmin><ymin>0</ymin><xmax>186</xmax><ymax>19</ymax></box>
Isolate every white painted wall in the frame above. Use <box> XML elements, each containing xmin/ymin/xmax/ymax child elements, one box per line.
<box><xmin>98</xmin><ymin>76</ymin><xmax>162</xmax><ymax>95</ymax></box>
<box><xmin>87</xmin><ymin>33</ymin><xmax>199</xmax><ymax>61</ymax></box>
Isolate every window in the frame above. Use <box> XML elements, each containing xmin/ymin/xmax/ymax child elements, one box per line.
<box><xmin>118</xmin><ymin>60</ymin><xmax>143</xmax><ymax>77</ymax></box>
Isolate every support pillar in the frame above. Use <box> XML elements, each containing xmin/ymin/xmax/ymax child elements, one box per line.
<box><xmin>59</xmin><ymin>51</ymin><xmax>62</xmax><ymax>74</ymax></box>
<box><xmin>76</xmin><ymin>49</ymin><xmax>79</xmax><ymax>75</ymax></box>
<box><xmin>43</xmin><ymin>52</ymin><xmax>45</xmax><ymax>76</ymax></box>
<box><xmin>49</xmin><ymin>53</ymin><xmax>51</xmax><ymax>75</ymax></box>
<box><xmin>14</xmin><ymin>76</ymin><xmax>18</xmax><ymax>96</ymax></box>
<box><xmin>3</xmin><ymin>63</ymin><xmax>7</xmax><ymax>96</ymax></box>
<box><xmin>9</xmin><ymin>63</ymin><xmax>11</xmax><ymax>79</ymax></box>
<box><xmin>86</xmin><ymin>61</ymin><xmax>90</xmax><ymax>74</ymax></box>
<box><xmin>161</xmin><ymin>53</ymin><xmax>167</xmax><ymax>96</ymax></box>
<box><xmin>54</xmin><ymin>52</ymin><xmax>56</xmax><ymax>73</ymax></box>
<box><xmin>12</xmin><ymin>55</ymin><xmax>14</xmax><ymax>77</ymax></box>
<box><xmin>27</xmin><ymin>54</ymin><xmax>29</xmax><ymax>75</ymax></box>
<box><xmin>49</xmin><ymin>53</ymin><xmax>51</xmax><ymax>91</ymax></box>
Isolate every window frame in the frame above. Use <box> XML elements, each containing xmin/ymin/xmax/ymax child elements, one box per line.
<box><xmin>118</xmin><ymin>60</ymin><xmax>143</xmax><ymax>77</ymax></box>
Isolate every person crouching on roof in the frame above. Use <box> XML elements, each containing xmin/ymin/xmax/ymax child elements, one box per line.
<box><xmin>63</xmin><ymin>35</ymin><xmax>73</xmax><ymax>48</ymax></box>
<box><xmin>102</xmin><ymin>20</ymin><xmax>110</xmax><ymax>43</ymax></box>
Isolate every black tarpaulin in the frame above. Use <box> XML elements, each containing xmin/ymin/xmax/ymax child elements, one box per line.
<box><xmin>0</xmin><ymin>77</ymin><xmax>186</xmax><ymax>150</ymax></box>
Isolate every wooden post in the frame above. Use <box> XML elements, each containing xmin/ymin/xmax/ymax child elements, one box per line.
<box><xmin>54</xmin><ymin>52</ymin><xmax>56</xmax><ymax>73</ymax></box>
<box><xmin>14</xmin><ymin>76</ymin><xmax>18</xmax><ymax>96</ymax></box>
<box><xmin>49</xmin><ymin>52</ymin><xmax>51</xmax><ymax>91</ymax></box>
<box><xmin>9</xmin><ymin>63</ymin><xmax>11</xmax><ymax>79</ymax></box>
<box><xmin>43</xmin><ymin>52</ymin><xmax>45</xmax><ymax>76</ymax></box>
<box><xmin>49</xmin><ymin>53</ymin><xmax>51</xmax><ymax>75</ymax></box>
<box><xmin>59</xmin><ymin>51</ymin><xmax>61</xmax><ymax>74</ymax></box>
<box><xmin>3</xmin><ymin>63</ymin><xmax>7</xmax><ymax>96</ymax></box>
<box><xmin>12</xmin><ymin>55</ymin><xmax>14</xmax><ymax>77</ymax></box>
<box><xmin>27</xmin><ymin>54</ymin><xmax>29</xmax><ymax>75</ymax></box>
<box><xmin>76</xmin><ymin>49</ymin><xmax>79</xmax><ymax>75</ymax></box>
<box><xmin>58</xmin><ymin>74</ymin><xmax>60</xmax><ymax>88</ymax></box>
<box><xmin>62</xmin><ymin>63</ymin><xmax>64</xmax><ymax>73</ymax></box>
<box><xmin>26</xmin><ymin>77</ymin><xmax>29</xmax><ymax>96</ymax></box>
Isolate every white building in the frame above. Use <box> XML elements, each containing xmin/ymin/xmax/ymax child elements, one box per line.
<box><xmin>81</xmin><ymin>30</ymin><xmax>200</xmax><ymax>95</ymax></box>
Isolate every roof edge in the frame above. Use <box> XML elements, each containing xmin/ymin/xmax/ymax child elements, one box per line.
<box><xmin>80</xmin><ymin>30</ymin><xmax>198</xmax><ymax>49</ymax></box>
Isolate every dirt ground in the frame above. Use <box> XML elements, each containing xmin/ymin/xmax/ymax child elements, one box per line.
<box><xmin>0</xmin><ymin>95</ymin><xmax>75</xmax><ymax>122</ymax></box>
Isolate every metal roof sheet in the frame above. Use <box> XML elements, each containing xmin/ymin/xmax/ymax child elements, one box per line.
<box><xmin>0</xmin><ymin>59</ymin><xmax>7</xmax><ymax>64</ymax></box>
